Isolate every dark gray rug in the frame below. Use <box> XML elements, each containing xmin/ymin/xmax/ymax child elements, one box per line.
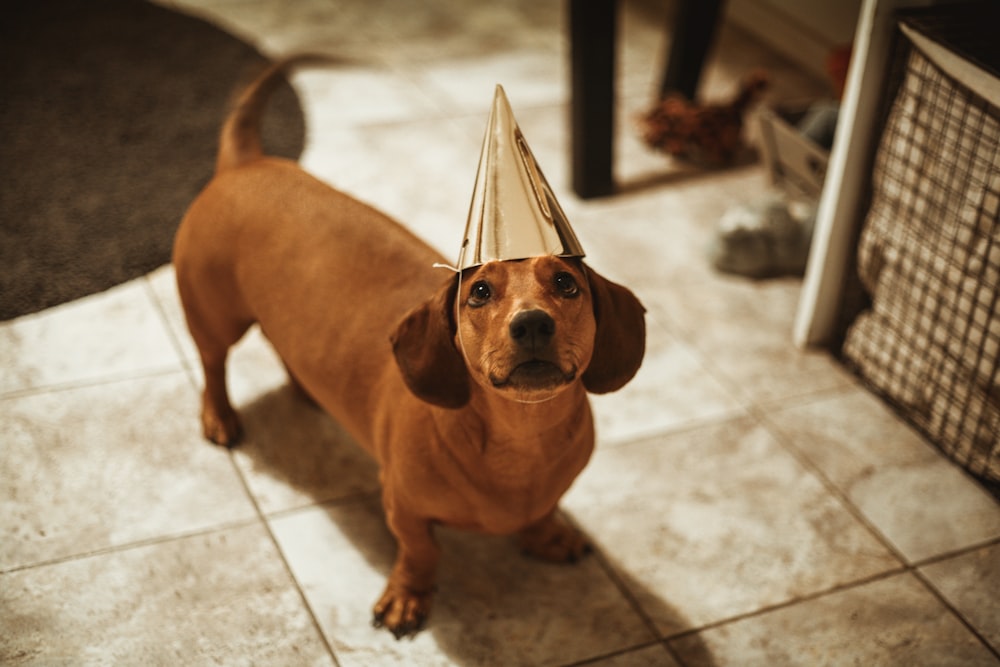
<box><xmin>0</xmin><ymin>0</ymin><xmax>305</xmax><ymax>321</ymax></box>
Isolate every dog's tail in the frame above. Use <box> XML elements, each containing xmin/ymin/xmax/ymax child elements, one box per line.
<box><xmin>215</xmin><ymin>54</ymin><xmax>329</xmax><ymax>173</ymax></box>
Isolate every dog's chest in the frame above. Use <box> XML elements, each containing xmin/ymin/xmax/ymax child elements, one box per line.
<box><xmin>446</xmin><ymin>431</ymin><xmax>592</xmax><ymax>534</ymax></box>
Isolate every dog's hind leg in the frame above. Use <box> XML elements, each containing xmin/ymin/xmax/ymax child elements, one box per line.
<box><xmin>197</xmin><ymin>340</ymin><xmax>246</xmax><ymax>446</ymax></box>
<box><xmin>176</xmin><ymin>276</ymin><xmax>252</xmax><ymax>446</ymax></box>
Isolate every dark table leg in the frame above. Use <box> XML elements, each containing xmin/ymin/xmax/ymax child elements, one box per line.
<box><xmin>659</xmin><ymin>0</ymin><xmax>723</xmax><ymax>100</ymax></box>
<box><xmin>568</xmin><ymin>0</ymin><xmax>721</xmax><ymax>199</ymax></box>
<box><xmin>569</xmin><ymin>0</ymin><xmax>617</xmax><ymax>199</ymax></box>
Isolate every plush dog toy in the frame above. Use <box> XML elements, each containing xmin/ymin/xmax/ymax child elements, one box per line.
<box><xmin>173</xmin><ymin>58</ymin><xmax>646</xmax><ymax>637</ymax></box>
<box><xmin>638</xmin><ymin>70</ymin><xmax>769</xmax><ymax>166</ymax></box>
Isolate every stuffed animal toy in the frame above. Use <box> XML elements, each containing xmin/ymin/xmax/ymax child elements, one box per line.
<box><xmin>638</xmin><ymin>70</ymin><xmax>769</xmax><ymax>167</ymax></box>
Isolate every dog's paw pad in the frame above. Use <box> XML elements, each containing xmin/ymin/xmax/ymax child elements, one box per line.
<box><xmin>200</xmin><ymin>405</ymin><xmax>242</xmax><ymax>447</ymax></box>
<box><xmin>372</xmin><ymin>585</ymin><xmax>431</xmax><ymax>639</ymax></box>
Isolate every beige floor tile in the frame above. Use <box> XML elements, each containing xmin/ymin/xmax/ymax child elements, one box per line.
<box><xmin>590</xmin><ymin>321</ymin><xmax>744</xmax><ymax>445</ymax></box>
<box><xmin>766</xmin><ymin>387</ymin><xmax>942</xmax><ymax>480</ymax></box>
<box><xmin>714</xmin><ymin>344</ymin><xmax>856</xmax><ymax>407</ymax></box>
<box><xmin>146</xmin><ymin>265</ymin><xmax>198</xmax><ymax>362</ymax></box>
<box><xmin>670</xmin><ymin>573</ymin><xmax>999</xmax><ymax>666</ymax></box>
<box><xmin>768</xmin><ymin>388</ymin><xmax>1000</xmax><ymax>562</ymax></box>
<box><xmin>846</xmin><ymin>462</ymin><xmax>1000</xmax><ymax>563</ymax></box>
<box><xmin>649</xmin><ymin>276</ymin><xmax>856</xmax><ymax>404</ymax></box>
<box><xmin>160</xmin><ymin>0</ymin><xmax>566</xmax><ymax>69</ymax></box>
<box><xmin>618</xmin><ymin>0</ymin><xmax>672</xmax><ymax>103</ymax></box>
<box><xmin>218</xmin><ymin>325</ymin><xmax>291</xmax><ymax>405</ymax></box>
<box><xmin>292</xmin><ymin>65</ymin><xmax>441</xmax><ymax>128</ymax></box>
<box><xmin>564</xmin><ymin>416</ymin><xmax>900</xmax><ymax>633</ymax></box>
<box><xmin>413</xmin><ymin>50</ymin><xmax>567</xmax><ymax>114</ymax></box>
<box><xmin>231</xmin><ymin>383</ymin><xmax>381</xmax><ymax>514</ymax></box>
<box><xmin>156</xmin><ymin>0</ymin><xmax>378</xmax><ymax>59</ymax></box>
<box><xmin>0</xmin><ymin>279</ymin><xmax>182</xmax><ymax>395</ymax></box>
<box><xmin>581</xmin><ymin>643</ymin><xmax>681</xmax><ymax>667</ymax></box>
<box><xmin>270</xmin><ymin>499</ymin><xmax>654</xmax><ymax>666</ymax></box>
<box><xmin>1</xmin><ymin>523</ymin><xmax>334</xmax><ymax>666</ymax></box>
<box><xmin>921</xmin><ymin>542</ymin><xmax>1000</xmax><ymax>651</ymax></box>
<box><xmin>151</xmin><ymin>316</ymin><xmax>383</xmax><ymax>514</ymax></box>
<box><xmin>1</xmin><ymin>372</ymin><xmax>256</xmax><ymax>570</ymax></box>
<box><xmin>652</xmin><ymin>274</ymin><xmax>809</xmax><ymax>346</ymax></box>
<box><xmin>569</xmin><ymin>168</ymin><xmax>768</xmax><ymax>291</ymax></box>
<box><xmin>298</xmin><ymin>116</ymin><xmax>481</xmax><ymax>261</ymax></box>
<box><xmin>359</xmin><ymin>0</ymin><xmax>564</xmax><ymax>67</ymax></box>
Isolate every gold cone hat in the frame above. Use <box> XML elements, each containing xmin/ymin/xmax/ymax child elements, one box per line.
<box><xmin>458</xmin><ymin>85</ymin><xmax>584</xmax><ymax>270</ymax></box>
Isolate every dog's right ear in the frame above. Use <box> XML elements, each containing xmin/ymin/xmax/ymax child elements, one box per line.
<box><xmin>390</xmin><ymin>276</ymin><xmax>471</xmax><ymax>409</ymax></box>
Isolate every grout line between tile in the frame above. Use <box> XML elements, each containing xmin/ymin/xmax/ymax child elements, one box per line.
<box><xmin>752</xmin><ymin>405</ymin><xmax>911</xmax><ymax>564</ymax></box>
<box><xmin>661</xmin><ymin>565</ymin><xmax>911</xmax><ymax>644</ymax></box>
<box><xmin>910</xmin><ymin>535</ymin><xmax>1000</xmax><ymax>660</ymax></box>
<box><xmin>747</xmin><ymin>378</ymin><xmax>863</xmax><ymax>412</ymax></box>
<box><xmin>143</xmin><ymin>266</ymin><xmax>346</xmax><ymax>663</ymax></box>
<box><xmin>0</xmin><ymin>516</ymin><xmax>264</xmax><ymax>576</ymax></box>
<box><xmin>577</xmin><ymin>483</ymin><xmax>993</xmax><ymax>664</ymax></box>
<box><xmin>0</xmin><ymin>364</ymin><xmax>189</xmax><ymax>402</ymax></box>
<box><xmin>582</xmin><ymin>397</ymin><xmax>993</xmax><ymax>663</ymax></box>
<box><xmin>581</xmin><ymin>397</ymin><xmax>999</xmax><ymax>659</ymax></box>
<box><xmin>558</xmin><ymin>639</ymin><xmax>669</xmax><ymax>667</ymax></box>
<box><xmin>588</xmin><ymin>545</ymin><xmax>661</xmax><ymax>640</ymax></box>
<box><xmin>261</xmin><ymin>490</ymin><xmax>383</xmax><ymax>522</ymax></box>
<box><xmin>911</xmin><ymin>564</ymin><xmax>1000</xmax><ymax>661</ymax></box>
<box><xmin>596</xmin><ymin>405</ymin><xmax>751</xmax><ymax>449</ymax></box>
<box><xmin>142</xmin><ymin>273</ymin><xmax>199</xmax><ymax>375</ymax></box>
<box><xmin>911</xmin><ymin>534</ymin><xmax>1000</xmax><ymax>569</ymax></box>
<box><xmin>220</xmin><ymin>444</ymin><xmax>344</xmax><ymax>667</ymax></box>
<box><xmin>753</xmin><ymin>405</ymin><xmax>1000</xmax><ymax>659</ymax></box>
<box><xmin>561</xmin><ymin>512</ymin><xmax>687</xmax><ymax>666</ymax></box>
<box><xmin>676</xmin><ymin>325</ymin><xmax>860</xmax><ymax>417</ymax></box>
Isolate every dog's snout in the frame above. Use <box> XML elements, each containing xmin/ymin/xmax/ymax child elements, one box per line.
<box><xmin>509</xmin><ymin>309</ymin><xmax>555</xmax><ymax>349</ymax></box>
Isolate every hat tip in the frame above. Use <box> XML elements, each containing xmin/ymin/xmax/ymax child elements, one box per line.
<box><xmin>459</xmin><ymin>84</ymin><xmax>584</xmax><ymax>270</ymax></box>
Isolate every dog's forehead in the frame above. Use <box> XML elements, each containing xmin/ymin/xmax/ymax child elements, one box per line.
<box><xmin>469</xmin><ymin>256</ymin><xmax>583</xmax><ymax>282</ymax></box>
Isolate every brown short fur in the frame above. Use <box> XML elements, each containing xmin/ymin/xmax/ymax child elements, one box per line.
<box><xmin>173</xmin><ymin>58</ymin><xmax>646</xmax><ymax>638</ymax></box>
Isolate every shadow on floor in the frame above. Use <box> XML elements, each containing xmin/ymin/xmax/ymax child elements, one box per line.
<box><xmin>231</xmin><ymin>384</ymin><xmax>717</xmax><ymax>666</ymax></box>
<box><xmin>615</xmin><ymin>149</ymin><xmax>761</xmax><ymax>197</ymax></box>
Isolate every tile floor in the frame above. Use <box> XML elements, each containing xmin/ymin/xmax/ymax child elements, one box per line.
<box><xmin>3</xmin><ymin>0</ymin><xmax>999</xmax><ymax>664</ymax></box>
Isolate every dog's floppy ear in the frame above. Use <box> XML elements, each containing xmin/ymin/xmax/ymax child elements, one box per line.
<box><xmin>582</xmin><ymin>264</ymin><xmax>647</xmax><ymax>394</ymax></box>
<box><xmin>391</xmin><ymin>276</ymin><xmax>471</xmax><ymax>408</ymax></box>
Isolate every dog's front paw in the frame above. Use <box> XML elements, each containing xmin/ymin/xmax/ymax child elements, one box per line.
<box><xmin>519</xmin><ymin>513</ymin><xmax>592</xmax><ymax>563</ymax></box>
<box><xmin>200</xmin><ymin>402</ymin><xmax>242</xmax><ymax>447</ymax></box>
<box><xmin>372</xmin><ymin>583</ymin><xmax>432</xmax><ymax>639</ymax></box>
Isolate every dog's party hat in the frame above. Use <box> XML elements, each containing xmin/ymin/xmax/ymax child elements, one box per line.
<box><xmin>457</xmin><ymin>85</ymin><xmax>584</xmax><ymax>270</ymax></box>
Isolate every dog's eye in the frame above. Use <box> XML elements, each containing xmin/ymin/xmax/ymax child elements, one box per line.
<box><xmin>554</xmin><ymin>272</ymin><xmax>580</xmax><ymax>297</ymax></box>
<box><xmin>468</xmin><ymin>280</ymin><xmax>492</xmax><ymax>306</ymax></box>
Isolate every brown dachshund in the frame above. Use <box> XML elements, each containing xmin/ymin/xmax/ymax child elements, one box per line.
<box><xmin>173</xmin><ymin>59</ymin><xmax>646</xmax><ymax>638</ymax></box>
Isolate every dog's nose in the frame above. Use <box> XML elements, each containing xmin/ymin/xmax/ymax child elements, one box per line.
<box><xmin>509</xmin><ymin>309</ymin><xmax>555</xmax><ymax>350</ymax></box>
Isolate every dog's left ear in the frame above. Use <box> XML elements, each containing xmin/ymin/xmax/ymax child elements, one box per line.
<box><xmin>391</xmin><ymin>276</ymin><xmax>471</xmax><ymax>409</ymax></box>
<box><xmin>582</xmin><ymin>264</ymin><xmax>647</xmax><ymax>394</ymax></box>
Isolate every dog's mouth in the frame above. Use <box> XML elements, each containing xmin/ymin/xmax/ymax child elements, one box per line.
<box><xmin>490</xmin><ymin>360</ymin><xmax>577</xmax><ymax>390</ymax></box>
